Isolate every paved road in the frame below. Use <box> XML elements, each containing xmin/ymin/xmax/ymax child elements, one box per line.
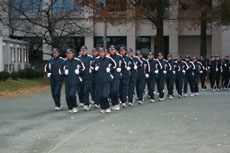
<box><xmin>0</xmin><ymin>88</ymin><xmax>230</xmax><ymax>153</ymax></box>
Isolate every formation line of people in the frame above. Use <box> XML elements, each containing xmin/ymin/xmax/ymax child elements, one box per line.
<box><xmin>44</xmin><ymin>46</ymin><xmax>230</xmax><ymax>113</ymax></box>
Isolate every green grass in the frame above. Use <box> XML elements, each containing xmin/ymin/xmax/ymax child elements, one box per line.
<box><xmin>0</xmin><ymin>78</ymin><xmax>49</xmax><ymax>92</ymax></box>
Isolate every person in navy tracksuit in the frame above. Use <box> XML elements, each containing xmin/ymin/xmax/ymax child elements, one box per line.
<box><xmin>222</xmin><ymin>55</ymin><xmax>230</xmax><ymax>89</ymax></box>
<box><xmin>119</xmin><ymin>46</ymin><xmax>134</xmax><ymax>107</ymax></box>
<box><xmin>127</xmin><ymin>48</ymin><xmax>142</xmax><ymax>106</ymax></box>
<box><xmin>44</xmin><ymin>48</ymin><xmax>64</xmax><ymax>111</ymax></box>
<box><xmin>156</xmin><ymin>52</ymin><xmax>169</xmax><ymax>101</ymax></box>
<box><xmin>59</xmin><ymin>48</ymin><xmax>85</xmax><ymax>113</ymax></box>
<box><xmin>109</xmin><ymin>45</ymin><xmax>125</xmax><ymax>111</ymax></box>
<box><xmin>136</xmin><ymin>50</ymin><xmax>150</xmax><ymax>104</ymax></box>
<box><xmin>175</xmin><ymin>55</ymin><xmax>188</xmax><ymax>98</ymax></box>
<box><xmin>90</xmin><ymin>48</ymin><xmax>99</xmax><ymax>106</ymax></box>
<box><xmin>166</xmin><ymin>54</ymin><xmax>176</xmax><ymax>99</ymax></box>
<box><xmin>78</xmin><ymin>46</ymin><xmax>94</xmax><ymax>111</ymax></box>
<box><xmin>192</xmin><ymin>56</ymin><xmax>203</xmax><ymax>95</ymax></box>
<box><xmin>183</xmin><ymin>55</ymin><xmax>195</xmax><ymax>96</ymax></box>
<box><xmin>214</xmin><ymin>55</ymin><xmax>223</xmax><ymax>91</ymax></box>
<box><xmin>91</xmin><ymin>47</ymin><xmax>116</xmax><ymax>113</ymax></box>
<box><xmin>146</xmin><ymin>52</ymin><xmax>159</xmax><ymax>103</ymax></box>
<box><xmin>200</xmin><ymin>56</ymin><xmax>208</xmax><ymax>90</ymax></box>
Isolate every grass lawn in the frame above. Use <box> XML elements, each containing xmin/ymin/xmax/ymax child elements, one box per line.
<box><xmin>0</xmin><ymin>77</ymin><xmax>50</xmax><ymax>97</ymax></box>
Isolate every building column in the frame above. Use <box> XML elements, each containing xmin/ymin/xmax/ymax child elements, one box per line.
<box><xmin>151</xmin><ymin>37</ymin><xmax>155</xmax><ymax>52</ymax></box>
<box><xmin>127</xmin><ymin>35</ymin><xmax>136</xmax><ymax>52</ymax></box>
<box><xmin>211</xmin><ymin>24</ymin><xmax>222</xmax><ymax>56</ymax></box>
<box><xmin>0</xmin><ymin>37</ymin><xmax>3</xmax><ymax>71</ymax></box>
<box><xmin>43</xmin><ymin>43</ymin><xmax>51</xmax><ymax>61</ymax></box>
<box><xmin>126</xmin><ymin>22</ymin><xmax>136</xmax><ymax>52</ymax></box>
<box><xmin>85</xmin><ymin>36</ymin><xmax>94</xmax><ymax>54</ymax></box>
<box><xmin>168</xmin><ymin>0</ymin><xmax>179</xmax><ymax>57</ymax></box>
<box><xmin>221</xmin><ymin>25</ymin><xmax>230</xmax><ymax>56</ymax></box>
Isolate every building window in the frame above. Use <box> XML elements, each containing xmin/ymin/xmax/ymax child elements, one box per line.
<box><xmin>106</xmin><ymin>0</ymin><xmax>126</xmax><ymax>12</ymax></box>
<box><xmin>179</xmin><ymin>0</ymin><xmax>212</xmax><ymax>10</ymax></box>
<box><xmin>94</xmin><ymin>0</ymin><xmax>104</xmax><ymax>12</ymax></box>
<box><xmin>52</xmin><ymin>0</ymin><xmax>84</xmax><ymax>12</ymax></box>
<box><xmin>136</xmin><ymin>36</ymin><xmax>151</xmax><ymax>55</ymax></box>
<box><xmin>60</xmin><ymin>37</ymin><xmax>84</xmax><ymax>54</ymax></box>
<box><xmin>12</xmin><ymin>0</ymin><xmax>42</xmax><ymax>12</ymax></box>
<box><xmin>94</xmin><ymin>36</ymin><xmax>127</xmax><ymax>49</ymax></box>
<box><xmin>136</xmin><ymin>0</ymin><xmax>169</xmax><ymax>11</ymax></box>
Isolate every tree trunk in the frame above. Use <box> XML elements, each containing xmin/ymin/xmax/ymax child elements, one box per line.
<box><xmin>200</xmin><ymin>1</ymin><xmax>207</xmax><ymax>58</ymax></box>
<box><xmin>155</xmin><ymin>0</ymin><xmax>164</xmax><ymax>54</ymax></box>
<box><xmin>200</xmin><ymin>19</ymin><xmax>207</xmax><ymax>58</ymax></box>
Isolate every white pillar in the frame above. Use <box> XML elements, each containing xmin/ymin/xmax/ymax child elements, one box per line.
<box><xmin>127</xmin><ymin>22</ymin><xmax>136</xmax><ymax>52</ymax></box>
<box><xmin>221</xmin><ymin>25</ymin><xmax>230</xmax><ymax>56</ymax></box>
<box><xmin>43</xmin><ymin>43</ymin><xmax>52</xmax><ymax>60</ymax></box>
<box><xmin>211</xmin><ymin>24</ymin><xmax>222</xmax><ymax>56</ymax></box>
<box><xmin>168</xmin><ymin>0</ymin><xmax>179</xmax><ymax>57</ymax></box>
<box><xmin>0</xmin><ymin>37</ymin><xmax>3</xmax><ymax>71</ymax></box>
<box><xmin>127</xmin><ymin>35</ymin><xmax>136</xmax><ymax>52</ymax></box>
<box><xmin>85</xmin><ymin>36</ymin><xmax>94</xmax><ymax>54</ymax></box>
<box><xmin>151</xmin><ymin>36</ymin><xmax>155</xmax><ymax>52</ymax></box>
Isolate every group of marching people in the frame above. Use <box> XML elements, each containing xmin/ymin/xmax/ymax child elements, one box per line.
<box><xmin>44</xmin><ymin>45</ymin><xmax>230</xmax><ymax>114</ymax></box>
<box><xmin>206</xmin><ymin>55</ymin><xmax>230</xmax><ymax>91</ymax></box>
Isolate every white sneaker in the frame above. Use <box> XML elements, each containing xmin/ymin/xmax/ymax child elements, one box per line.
<box><xmin>83</xmin><ymin>105</ymin><xmax>90</xmax><ymax>111</ymax></box>
<box><xmin>105</xmin><ymin>108</ymin><xmax>111</xmax><ymax>113</ymax></box>
<box><xmin>159</xmin><ymin>98</ymin><xmax>164</xmax><ymax>101</ymax></box>
<box><xmin>55</xmin><ymin>105</ymin><xmax>62</xmax><ymax>111</ymax></box>
<box><xmin>73</xmin><ymin>107</ymin><xmax>78</xmax><ymax>113</ymax></box>
<box><xmin>68</xmin><ymin>108</ymin><xmax>77</xmax><ymax>113</ymax></box>
<box><xmin>138</xmin><ymin>100</ymin><xmax>143</xmax><ymax>104</ymax></box>
<box><xmin>90</xmin><ymin>100</ymin><xmax>95</xmax><ymax>104</ymax></box>
<box><xmin>184</xmin><ymin>94</ymin><xmax>188</xmax><ymax>97</ymax></box>
<box><xmin>128</xmin><ymin>102</ymin><xmax>133</xmax><ymax>106</ymax></box>
<box><xmin>79</xmin><ymin>103</ymin><xmax>84</xmax><ymax>107</ymax></box>
<box><xmin>94</xmin><ymin>104</ymin><xmax>100</xmax><ymax>108</ymax></box>
<box><xmin>122</xmin><ymin>103</ymin><xmax>127</xmax><ymax>107</ymax></box>
<box><xmin>112</xmin><ymin>105</ymin><xmax>120</xmax><ymax>111</ymax></box>
<box><xmin>178</xmin><ymin>95</ymin><xmax>182</xmax><ymax>98</ymax></box>
<box><xmin>150</xmin><ymin>99</ymin><xmax>155</xmax><ymax>103</ymax></box>
<box><xmin>191</xmin><ymin>93</ymin><xmax>195</xmax><ymax>97</ymax></box>
<box><xmin>100</xmin><ymin>109</ymin><xmax>105</xmax><ymax>114</ymax></box>
<box><xmin>195</xmin><ymin>93</ymin><xmax>199</xmax><ymax>96</ymax></box>
<box><xmin>169</xmin><ymin>95</ymin><xmax>173</xmax><ymax>99</ymax></box>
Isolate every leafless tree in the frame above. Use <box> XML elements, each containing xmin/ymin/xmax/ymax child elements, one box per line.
<box><xmin>82</xmin><ymin>0</ymin><xmax>169</xmax><ymax>54</ymax></box>
<box><xmin>0</xmin><ymin>0</ymin><xmax>92</xmax><ymax>55</ymax></box>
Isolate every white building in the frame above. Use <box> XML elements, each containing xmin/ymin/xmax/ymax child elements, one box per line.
<box><xmin>0</xmin><ymin>0</ymin><xmax>229</xmax><ymax>61</ymax></box>
<box><xmin>0</xmin><ymin>37</ymin><xmax>30</xmax><ymax>72</ymax></box>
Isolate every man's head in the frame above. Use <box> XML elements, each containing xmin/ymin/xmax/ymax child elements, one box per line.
<box><xmin>52</xmin><ymin>48</ymin><xmax>60</xmax><ymax>58</ymax></box>
<box><xmin>80</xmin><ymin>46</ymin><xmax>88</xmax><ymax>55</ymax></box>
<box><xmin>66</xmin><ymin>48</ymin><xmax>75</xmax><ymax>59</ymax></box>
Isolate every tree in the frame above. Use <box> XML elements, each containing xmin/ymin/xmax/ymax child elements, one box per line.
<box><xmin>178</xmin><ymin>0</ymin><xmax>227</xmax><ymax>58</ymax></box>
<box><xmin>0</xmin><ymin>0</ymin><xmax>92</xmax><ymax>58</ymax></box>
<box><xmin>83</xmin><ymin>0</ymin><xmax>169</xmax><ymax>54</ymax></box>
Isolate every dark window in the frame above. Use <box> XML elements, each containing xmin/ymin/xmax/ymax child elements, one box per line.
<box><xmin>94</xmin><ymin>0</ymin><xmax>104</xmax><ymax>12</ymax></box>
<box><xmin>61</xmin><ymin>37</ymin><xmax>84</xmax><ymax>55</ymax></box>
<box><xmin>136</xmin><ymin>36</ymin><xmax>151</xmax><ymax>56</ymax></box>
<box><xmin>12</xmin><ymin>0</ymin><xmax>42</xmax><ymax>12</ymax></box>
<box><xmin>13</xmin><ymin>36</ymin><xmax>43</xmax><ymax>60</ymax></box>
<box><xmin>137</xmin><ymin>0</ymin><xmax>169</xmax><ymax>11</ymax></box>
<box><xmin>179</xmin><ymin>0</ymin><xmax>212</xmax><ymax>10</ymax></box>
<box><xmin>52</xmin><ymin>0</ymin><xmax>84</xmax><ymax>12</ymax></box>
<box><xmin>94</xmin><ymin>36</ymin><xmax>127</xmax><ymax>49</ymax></box>
<box><xmin>106</xmin><ymin>0</ymin><xmax>126</xmax><ymax>12</ymax></box>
